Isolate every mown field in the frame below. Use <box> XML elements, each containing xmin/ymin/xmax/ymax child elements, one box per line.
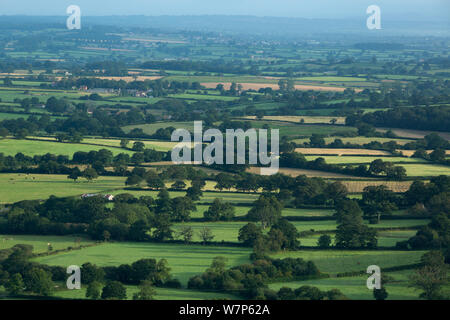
<box><xmin>53</xmin><ymin>285</ymin><xmax>240</xmax><ymax>300</ymax></box>
<box><xmin>0</xmin><ymin>138</ymin><xmax>133</xmax><ymax>157</ymax></box>
<box><xmin>269</xmin><ymin>270</ymin><xmax>434</xmax><ymax>300</ymax></box>
<box><xmin>34</xmin><ymin>242</ymin><xmax>252</xmax><ymax>285</ymax></box>
<box><xmin>0</xmin><ymin>235</ymin><xmax>94</xmax><ymax>253</ymax></box>
<box><xmin>0</xmin><ymin>174</ymin><xmax>126</xmax><ymax>203</ymax></box>
<box><xmin>172</xmin><ymin>219</ymin><xmax>429</xmax><ymax>243</ymax></box>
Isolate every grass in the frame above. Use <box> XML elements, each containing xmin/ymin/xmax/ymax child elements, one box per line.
<box><xmin>173</xmin><ymin>219</ymin><xmax>429</xmax><ymax>243</ymax></box>
<box><xmin>0</xmin><ymin>138</ymin><xmax>133</xmax><ymax>157</ymax></box>
<box><xmin>34</xmin><ymin>242</ymin><xmax>251</xmax><ymax>285</ymax></box>
<box><xmin>122</xmin><ymin>122</ymin><xmax>194</xmax><ymax>135</ymax></box>
<box><xmin>269</xmin><ymin>250</ymin><xmax>426</xmax><ymax>274</ymax></box>
<box><xmin>0</xmin><ymin>173</ymin><xmax>126</xmax><ymax>203</ymax></box>
<box><xmin>0</xmin><ymin>235</ymin><xmax>94</xmax><ymax>253</ymax></box>
<box><xmin>400</xmin><ymin>164</ymin><xmax>450</xmax><ymax>177</ymax></box>
<box><xmin>81</xmin><ymin>138</ymin><xmax>178</xmax><ymax>152</ymax></box>
<box><xmin>190</xmin><ymin>205</ymin><xmax>334</xmax><ymax>219</ymax></box>
<box><xmin>269</xmin><ymin>270</ymin><xmax>430</xmax><ymax>300</ymax></box>
<box><xmin>293</xmin><ymin>137</ymin><xmax>415</xmax><ymax>145</ymax></box>
<box><xmin>53</xmin><ymin>285</ymin><xmax>240</xmax><ymax>300</ymax></box>
<box><xmin>112</xmin><ymin>189</ymin><xmax>261</xmax><ymax>204</ymax></box>
<box><xmin>299</xmin><ymin>230</ymin><xmax>418</xmax><ymax>247</ymax></box>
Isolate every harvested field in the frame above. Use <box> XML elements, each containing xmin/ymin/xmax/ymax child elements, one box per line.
<box><xmin>242</xmin><ymin>115</ymin><xmax>346</xmax><ymax>124</ymax></box>
<box><xmin>377</xmin><ymin>128</ymin><xmax>450</xmax><ymax>140</ymax></box>
<box><xmin>247</xmin><ymin>167</ymin><xmax>369</xmax><ymax>179</ymax></box>
<box><xmin>398</xmin><ymin>149</ymin><xmax>450</xmax><ymax>157</ymax></box>
<box><xmin>341</xmin><ymin>180</ymin><xmax>414</xmax><ymax>193</ymax></box>
<box><xmin>201</xmin><ymin>82</ymin><xmax>356</xmax><ymax>92</ymax></box>
<box><xmin>95</xmin><ymin>76</ymin><xmax>162</xmax><ymax>82</ymax></box>
<box><xmin>295</xmin><ymin>148</ymin><xmax>391</xmax><ymax>156</ymax></box>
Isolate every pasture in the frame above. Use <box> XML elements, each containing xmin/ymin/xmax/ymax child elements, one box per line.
<box><xmin>0</xmin><ymin>235</ymin><xmax>95</xmax><ymax>253</ymax></box>
<box><xmin>34</xmin><ymin>242</ymin><xmax>252</xmax><ymax>285</ymax></box>
<box><xmin>0</xmin><ymin>174</ymin><xmax>126</xmax><ymax>203</ymax></box>
<box><xmin>0</xmin><ymin>138</ymin><xmax>133</xmax><ymax>157</ymax></box>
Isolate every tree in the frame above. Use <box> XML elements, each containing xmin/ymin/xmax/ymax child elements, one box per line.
<box><xmin>101</xmin><ymin>281</ymin><xmax>127</xmax><ymax>300</ymax></box>
<box><xmin>68</xmin><ymin>167</ymin><xmax>81</xmax><ymax>182</ymax></box>
<box><xmin>198</xmin><ymin>227</ymin><xmax>214</xmax><ymax>245</ymax></box>
<box><xmin>133</xmin><ymin>280</ymin><xmax>156</xmax><ymax>300</ymax></box>
<box><xmin>132</xmin><ymin>141</ymin><xmax>145</xmax><ymax>152</ymax></box>
<box><xmin>204</xmin><ymin>198</ymin><xmax>235</xmax><ymax>221</ymax></box>
<box><xmin>247</xmin><ymin>195</ymin><xmax>283</xmax><ymax>229</ymax></box>
<box><xmin>5</xmin><ymin>273</ymin><xmax>24</xmax><ymax>295</ymax></box>
<box><xmin>170</xmin><ymin>196</ymin><xmax>196</xmax><ymax>222</ymax></box>
<box><xmin>271</xmin><ymin>219</ymin><xmax>300</xmax><ymax>249</ymax></box>
<box><xmin>120</xmin><ymin>139</ymin><xmax>130</xmax><ymax>149</ymax></box>
<box><xmin>361</xmin><ymin>185</ymin><xmax>397</xmax><ymax>223</ymax></box>
<box><xmin>23</xmin><ymin>268</ymin><xmax>54</xmax><ymax>296</ymax></box>
<box><xmin>335</xmin><ymin>200</ymin><xmax>377</xmax><ymax>248</ymax></box>
<box><xmin>317</xmin><ymin>235</ymin><xmax>332</xmax><ymax>248</ymax></box>
<box><xmin>86</xmin><ymin>281</ymin><xmax>101</xmax><ymax>300</ymax></box>
<box><xmin>409</xmin><ymin>251</ymin><xmax>448</xmax><ymax>300</ymax></box>
<box><xmin>83</xmin><ymin>167</ymin><xmax>99</xmax><ymax>182</ymax></box>
<box><xmin>178</xmin><ymin>226</ymin><xmax>194</xmax><ymax>244</ymax></box>
<box><xmin>81</xmin><ymin>263</ymin><xmax>105</xmax><ymax>284</ymax></box>
<box><xmin>238</xmin><ymin>223</ymin><xmax>263</xmax><ymax>247</ymax></box>
<box><xmin>171</xmin><ymin>180</ymin><xmax>186</xmax><ymax>190</ymax></box>
<box><xmin>373</xmin><ymin>287</ymin><xmax>388</xmax><ymax>300</ymax></box>
<box><xmin>430</xmin><ymin>149</ymin><xmax>446</xmax><ymax>162</ymax></box>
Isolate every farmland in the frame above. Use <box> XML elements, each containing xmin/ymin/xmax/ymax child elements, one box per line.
<box><xmin>0</xmin><ymin>13</ymin><xmax>449</xmax><ymax>303</ymax></box>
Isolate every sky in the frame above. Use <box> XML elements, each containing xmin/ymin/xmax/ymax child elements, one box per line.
<box><xmin>0</xmin><ymin>0</ymin><xmax>449</xmax><ymax>21</ymax></box>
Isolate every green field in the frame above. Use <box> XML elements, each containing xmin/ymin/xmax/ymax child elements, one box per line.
<box><xmin>34</xmin><ymin>242</ymin><xmax>251</xmax><ymax>285</ymax></box>
<box><xmin>173</xmin><ymin>219</ymin><xmax>429</xmax><ymax>243</ymax></box>
<box><xmin>0</xmin><ymin>139</ymin><xmax>133</xmax><ymax>157</ymax></box>
<box><xmin>81</xmin><ymin>138</ymin><xmax>177</xmax><ymax>152</ymax></box>
<box><xmin>269</xmin><ymin>270</ymin><xmax>428</xmax><ymax>300</ymax></box>
<box><xmin>190</xmin><ymin>205</ymin><xmax>334</xmax><ymax>218</ymax></box>
<box><xmin>298</xmin><ymin>229</ymin><xmax>418</xmax><ymax>247</ymax></box>
<box><xmin>0</xmin><ymin>235</ymin><xmax>95</xmax><ymax>253</ymax></box>
<box><xmin>269</xmin><ymin>250</ymin><xmax>425</xmax><ymax>274</ymax></box>
<box><xmin>53</xmin><ymin>285</ymin><xmax>240</xmax><ymax>300</ymax></box>
<box><xmin>401</xmin><ymin>163</ymin><xmax>450</xmax><ymax>177</ymax></box>
<box><xmin>293</xmin><ymin>137</ymin><xmax>415</xmax><ymax>145</ymax></box>
<box><xmin>0</xmin><ymin>174</ymin><xmax>126</xmax><ymax>203</ymax></box>
<box><xmin>122</xmin><ymin>122</ymin><xmax>194</xmax><ymax>135</ymax></box>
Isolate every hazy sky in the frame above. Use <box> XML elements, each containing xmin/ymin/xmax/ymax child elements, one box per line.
<box><xmin>0</xmin><ymin>0</ymin><xmax>449</xmax><ymax>21</ymax></box>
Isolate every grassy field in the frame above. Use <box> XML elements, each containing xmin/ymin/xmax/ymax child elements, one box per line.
<box><xmin>173</xmin><ymin>219</ymin><xmax>429</xmax><ymax>243</ymax></box>
<box><xmin>122</xmin><ymin>122</ymin><xmax>194</xmax><ymax>135</ymax></box>
<box><xmin>34</xmin><ymin>242</ymin><xmax>251</xmax><ymax>285</ymax></box>
<box><xmin>400</xmin><ymin>163</ymin><xmax>450</xmax><ymax>177</ymax></box>
<box><xmin>0</xmin><ymin>235</ymin><xmax>95</xmax><ymax>253</ymax></box>
<box><xmin>0</xmin><ymin>138</ymin><xmax>133</xmax><ymax>157</ymax></box>
<box><xmin>53</xmin><ymin>285</ymin><xmax>240</xmax><ymax>300</ymax></box>
<box><xmin>295</xmin><ymin>148</ymin><xmax>391</xmax><ymax>156</ymax></box>
<box><xmin>0</xmin><ymin>174</ymin><xmax>126</xmax><ymax>203</ymax></box>
<box><xmin>293</xmin><ymin>137</ymin><xmax>415</xmax><ymax>145</ymax></box>
<box><xmin>81</xmin><ymin>138</ymin><xmax>178</xmax><ymax>152</ymax></box>
<box><xmin>190</xmin><ymin>205</ymin><xmax>334</xmax><ymax>218</ymax></box>
<box><xmin>269</xmin><ymin>270</ymin><xmax>429</xmax><ymax>300</ymax></box>
<box><xmin>298</xmin><ymin>229</ymin><xmax>418</xmax><ymax>247</ymax></box>
<box><xmin>269</xmin><ymin>250</ymin><xmax>425</xmax><ymax>274</ymax></box>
